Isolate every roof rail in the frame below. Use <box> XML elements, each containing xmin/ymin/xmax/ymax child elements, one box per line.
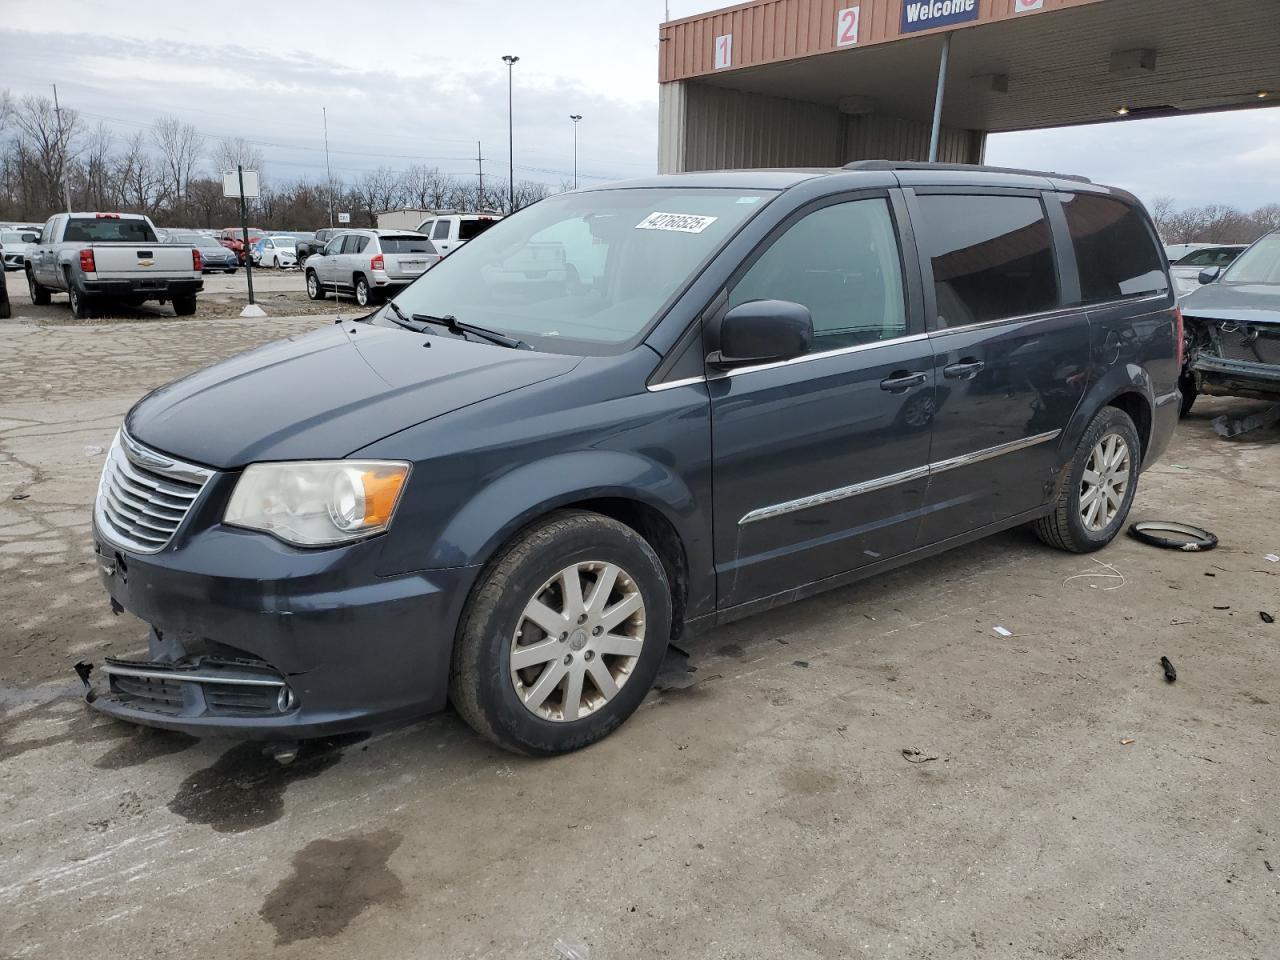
<box><xmin>842</xmin><ymin>160</ymin><xmax>1092</xmax><ymax>184</ymax></box>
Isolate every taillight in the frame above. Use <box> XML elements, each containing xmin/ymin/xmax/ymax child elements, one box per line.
<box><xmin>79</xmin><ymin>249</ymin><xmax>96</xmax><ymax>273</ymax></box>
<box><xmin>192</xmin><ymin>249</ymin><xmax>202</xmax><ymax>271</ymax></box>
<box><xmin>371</xmin><ymin>254</ymin><xmax>385</xmax><ymax>271</ymax></box>
<box><xmin>1174</xmin><ymin>306</ymin><xmax>1185</xmax><ymax>368</ymax></box>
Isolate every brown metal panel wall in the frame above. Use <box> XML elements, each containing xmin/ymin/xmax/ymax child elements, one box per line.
<box><xmin>844</xmin><ymin>114</ymin><xmax>984</xmax><ymax>163</ymax></box>
<box><xmin>659</xmin><ymin>0</ymin><xmax>1103</xmax><ymax>82</ymax></box>
<box><xmin>681</xmin><ymin>82</ymin><xmax>843</xmax><ymax>171</ymax></box>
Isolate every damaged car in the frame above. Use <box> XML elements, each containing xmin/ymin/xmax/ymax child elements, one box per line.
<box><xmin>1180</xmin><ymin>230</ymin><xmax>1280</xmax><ymax>416</ymax></box>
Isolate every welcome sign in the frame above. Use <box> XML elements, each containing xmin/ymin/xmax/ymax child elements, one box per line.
<box><xmin>901</xmin><ymin>0</ymin><xmax>979</xmax><ymax>33</ymax></box>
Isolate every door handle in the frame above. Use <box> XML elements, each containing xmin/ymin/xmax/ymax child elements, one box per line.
<box><xmin>880</xmin><ymin>371</ymin><xmax>927</xmax><ymax>392</ymax></box>
<box><xmin>943</xmin><ymin>359</ymin><xmax>986</xmax><ymax>380</ymax></box>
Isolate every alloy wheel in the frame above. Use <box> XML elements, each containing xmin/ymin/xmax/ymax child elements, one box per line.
<box><xmin>509</xmin><ymin>561</ymin><xmax>646</xmax><ymax>722</ymax></box>
<box><xmin>1079</xmin><ymin>432</ymin><xmax>1131</xmax><ymax>531</ymax></box>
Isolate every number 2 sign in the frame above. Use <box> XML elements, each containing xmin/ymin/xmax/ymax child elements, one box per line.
<box><xmin>714</xmin><ymin>34</ymin><xmax>732</xmax><ymax>69</ymax></box>
<box><xmin>836</xmin><ymin>6</ymin><xmax>861</xmax><ymax>47</ymax></box>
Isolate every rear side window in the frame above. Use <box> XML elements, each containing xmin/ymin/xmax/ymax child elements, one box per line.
<box><xmin>459</xmin><ymin>218</ymin><xmax>498</xmax><ymax>241</ymax></box>
<box><xmin>915</xmin><ymin>194</ymin><xmax>1058</xmax><ymax>328</ymax></box>
<box><xmin>63</xmin><ymin>218</ymin><xmax>157</xmax><ymax>244</ymax></box>
<box><xmin>342</xmin><ymin>235</ymin><xmax>370</xmax><ymax>254</ymax></box>
<box><xmin>730</xmin><ymin>197</ymin><xmax>907</xmax><ymax>350</ymax></box>
<box><xmin>1062</xmin><ymin>194</ymin><xmax>1168</xmax><ymax>304</ymax></box>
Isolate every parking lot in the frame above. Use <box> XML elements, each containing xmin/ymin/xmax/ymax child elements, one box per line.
<box><xmin>1</xmin><ymin>286</ymin><xmax>1278</xmax><ymax>959</ymax></box>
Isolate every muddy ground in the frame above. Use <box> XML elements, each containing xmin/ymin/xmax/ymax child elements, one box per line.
<box><xmin>1</xmin><ymin>305</ymin><xmax>1278</xmax><ymax>959</ymax></box>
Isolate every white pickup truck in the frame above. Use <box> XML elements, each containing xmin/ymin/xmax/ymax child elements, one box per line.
<box><xmin>413</xmin><ymin>212</ymin><xmax>503</xmax><ymax>256</ymax></box>
<box><xmin>25</xmin><ymin>213</ymin><xmax>204</xmax><ymax>318</ymax></box>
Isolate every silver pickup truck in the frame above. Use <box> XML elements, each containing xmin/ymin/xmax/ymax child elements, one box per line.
<box><xmin>25</xmin><ymin>213</ymin><xmax>204</xmax><ymax>318</ymax></box>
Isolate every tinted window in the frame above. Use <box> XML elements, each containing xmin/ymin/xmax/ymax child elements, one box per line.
<box><xmin>323</xmin><ymin>237</ymin><xmax>344</xmax><ymax>256</ymax></box>
<box><xmin>459</xmin><ymin>218</ymin><xmax>498</xmax><ymax>241</ymax></box>
<box><xmin>916</xmin><ymin>195</ymin><xmax>1058</xmax><ymax>328</ymax></box>
<box><xmin>1176</xmin><ymin>247</ymin><xmax>1241</xmax><ymax>267</ymax></box>
<box><xmin>380</xmin><ymin>236</ymin><xmax>436</xmax><ymax>253</ymax></box>
<box><xmin>730</xmin><ymin>198</ymin><xmax>907</xmax><ymax>350</ymax></box>
<box><xmin>341</xmin><ymin>235</ymin><xmax>369</xmax><ymax>254</ymax></box>
<box><xmin>1062</xmin><ymin>194</ymin><xmax>1168</xmax><ymax>304</ymax></box>
<box><xmin>63</xmin><ymin>217</ymin><xmax>157</xmax><ymax>243</ymax></box>
<box><xmin>432</xmin><ymin>220</ymin><xmax>451</xmax><ymax>240</ymax></box>
<box><xmin>415</xmin><ymin>221</ymin><xmax>434</xmax><ymax>236</ymax></box>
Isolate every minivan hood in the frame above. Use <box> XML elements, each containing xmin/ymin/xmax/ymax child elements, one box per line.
<box><xmin>1181</xmin><ymin>282</ymin><xmax>1280</xmax><ymax>325</ymax></box>
<box><xmin>127</xmin><ymin>323</ymin><xmax>581</xmax><ymax>468</ymax></box>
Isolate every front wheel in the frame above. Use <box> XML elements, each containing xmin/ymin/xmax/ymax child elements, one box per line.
<box><xmin>306</xmin><ymin>270</ymin><xmax>325</xmax><ymax>300</ymax></box>
<box><xmin>450</xmin><ymin>510</ymin><xmax>672</xmax><ymax>755</ymax></box>
<box><xmin>27</xmin><ymin>269</ymin><xmax>51</xmax><ymax>306</ymax></box>
<box><xmin>1034</xmin><ymin>406</ymin><xmax>1141</xmax><ymax>553</ymax></box>
<box><xmin>67</xmin><ymin>284</ymin><xmax>93</xmax><ymax>319</ymax></box>
<box><xmin>1178</xmin><ymin>371</ymin><xmax>1197</xmax><ymax>418</ymax></box>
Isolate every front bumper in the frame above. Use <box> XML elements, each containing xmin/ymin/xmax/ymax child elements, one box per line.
<box><xmin>1191</xmin><ymin>354</ymin><xmax>1280</xmax><ymax>403</ymax></box>
<box><xmin>89</xmin><ymin>522</ymin><xmax>480</xmax><ymax>738</ymax></box>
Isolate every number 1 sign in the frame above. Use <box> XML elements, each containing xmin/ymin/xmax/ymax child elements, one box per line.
<box><xmin>836</xmin><ymin>6</ymin><xmax>861</xmax><ymax>47</ymax></box>
<box><xmin>714</xmin><ymin>34</ymin><xmax>732</xmax><ymax>70</ymax></box>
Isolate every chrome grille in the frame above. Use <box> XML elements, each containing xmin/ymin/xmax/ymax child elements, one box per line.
<box><xmin>94</xmin><ymin>430</ymin><xmax>212</xmax><ymax>554</ymax></box>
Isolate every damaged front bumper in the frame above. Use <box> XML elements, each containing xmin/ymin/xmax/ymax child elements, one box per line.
<box><xmin>88</xmin><ymin>524</ymin><xmax>480</xmax><ymax>739</ymax></box>
<box><xmin>1190</xmin><ymin>354</ymin><xmax>1280</xmax><ymax>403</ymax></box>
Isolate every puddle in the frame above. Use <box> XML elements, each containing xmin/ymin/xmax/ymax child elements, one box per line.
<box><xmin>167</xmin><ymin>733</ymin><xmax>368</xmax><ymax>833</ymax></box>
<box><xmin>260</xmin><ymin>828</ymin><xmax>404</xmax><ymax>945</ymax></box>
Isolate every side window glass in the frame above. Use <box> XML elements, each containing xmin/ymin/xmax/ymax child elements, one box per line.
<box><xmin>1062</xmin><ymin>194</ymin><xmax>1169</xmax><ymax>304</ymax></box>
<box><xmin>432</xmin><ymin>220</ymin><xmax>451</xmax><ymax>240</ymax></box>
<box><xmin>729</xmin><ymin>198</ymin><xmax>907</xmax><ymax>350</ymax></box>
<box><xmin>323</xmin><ymin>237</ymin><xmax>343</xmax><ymax>256</ymax></box>
<box><xmin>417</xmin><ymin>220</ymin><xmax>434</xmax><ymax>237</ymax></box>
<box><xmin>915</xmin><ymin>194</ymin><xmax>1059</xmax><ymax>328</ymax></box>
<box><xmin>40</xmin><ymin>222</ymin><xmax>52</xmax><ymax>244</ymax></box>
<box><xmin>348</xmin><ymin>235</ymin><xmax>370</xmax><ymax>254</ymax></box>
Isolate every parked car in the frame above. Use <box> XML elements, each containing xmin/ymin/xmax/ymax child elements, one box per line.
<box><xmin>219</xmin><ymin>227</ymin><xmax>265</xmax><ymax>264</ymax></box>
<box><xmin>295</xmin><ymin>227</ymin><xmax>340</xmax><ymax>266</ymax></box>
<box><xmin>86</xmin><ymin>163</ymin><xmax>1179</xmax><ymax>754</ymax></box>
<box><xmin>304</xmin><ymin>229</ymin><xmax>439</xmax><ymax>306</ymax></box>
<box><xmin>25</xmin><ymin>213</ymin><xmax>203</xmax><ymax>318</ymax></box>
<box><xmin>0</xmin><ymin>254</ymin><xmax>10</xmax><ymax>319</ymax></box>
<box><xmin>2</xmin><ymin>228</ymin><xmax>40</xmax><ymax>270</ymax></box>
<box><xmin>254</xmin><ymin>235</ymin><xmax>299</xmax><ymax>269</ymax></box>
<box><xmin>1164</xmin><ymin>242</ymin><xmax>1214</xmax><ymax>263</ymax></box>
<box><xmin>1169</xmin><ymin>244</ymin><xmax>1247</xmax><ymax>297</ymax></box>
<box><xmin>1179</xmin><ymin>230</ymin><xmax>1280</xmax><ymax>415</ymax></box>
<box><xmin>168</xmin><ymin>231</ymin><xmax>239</xmax><ymax>273</ymax></box>
<box><xmin>414</xmin><ymin>212</ymin><xmax>501</xmax><ymax>256</ymax></box>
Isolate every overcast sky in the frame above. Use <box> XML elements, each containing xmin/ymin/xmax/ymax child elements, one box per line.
<box><xmin>3</xmin><ymin>0</ymin><xmax>1277</xmax><ymax>210</ymax></box>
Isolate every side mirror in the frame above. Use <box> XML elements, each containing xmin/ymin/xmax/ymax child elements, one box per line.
<box><xmin>1198</xmin><ymin>266</ymin><xmax>1222</xmax><ymax>285</ymax></box>
<box><xmin>710</xmin><ymin>300</ymin><xmax>814</xmax><ymax>367</ymax></box>
<box><xmin>21</xmin><ymin>233</ymin><xmax>38</xmax><ymax>243</ymax></box>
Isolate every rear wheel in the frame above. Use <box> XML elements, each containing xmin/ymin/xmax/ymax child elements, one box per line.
<box><xmin>450</xmin><ymin>510</ymin><xmax>671</xmax><ymax>755</ymax></box>
<box><xmin>27</xmin><ymin>269</ymin><xmax>51</xmax><ymax>306</ymax></box>
<box><xmin>306</xmin><ymin>270</ymin><xmax>325</xmax><ymax>300</ymax></box>
<box><xmin>1034</xmin><ymin>406</ymin><xmax>1141</xmax><ymax>553</ymax></box>
<box><xmin>354</xmin><ymin>275</ymin><xmax>373</xmax><ymax>307</ymax></box>
<box><xmin>172</xmin><ymin>295</ymin><xmax>197</xmax><ymax>316</ymax></box>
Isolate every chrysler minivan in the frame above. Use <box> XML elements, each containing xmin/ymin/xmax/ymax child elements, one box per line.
<box><xmin>89</xmin><ymin>162</ymin><xmax>1180</xmax><ymax>755</ymax></box>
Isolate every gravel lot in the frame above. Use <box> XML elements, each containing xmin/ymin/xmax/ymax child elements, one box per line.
<box><xmin>1</xmin><ymin>308</ymin><xmax>1278</xmax><ymax>959</ymax></box>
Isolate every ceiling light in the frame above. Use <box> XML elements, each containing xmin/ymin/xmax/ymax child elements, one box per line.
<box><xmin>1259</xmin><ymin>91</ymin><xmax>1272</xmax><ymax>100</ymax></box>
<box><xmin>1116</xmin><ymin>106</ymin><xmax>1130</xmax><ymax>116</ymax></box>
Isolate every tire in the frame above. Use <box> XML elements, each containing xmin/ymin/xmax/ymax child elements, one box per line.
<box><xmin>1034</xmin><ymin>406</ymin><xmax>1141</xmax><ymax>553</ymax></box>
<box><xmin>27</xmin><ymin>269</ymin><xmax>51</xmax><ymax>306</ymax></box>
<box><xmin>1178</xmin><ymin>372</ymin><xmax>1197</xmax><ymax>418</ymax></box>
<box><xmin>172</xmin><ymin>295</ymin><xmax>197</xmax><ymax>316</ymax></box>
<box><xmin>354</xmin><ymin>275</ymin><xmax>373</xmax><ymax>307</ymax></box>
<box><xmin>450</xmin><ymin>510</ymin><xmax>672</xmax><ymax>756</ymax></box>
<box><xmin>306</xmin><ymin>270</ymin><xmax>325</xmax><ymax>300</ymax></box>
<box><xmin>0</xmin><ymin>284</ymin><xmax>10</xmax><ymax>320</ymax></box>
<box><xmin>67</xmin><ymin>283</ymin><xmax>93</xmax><ymax>319</ymax></box>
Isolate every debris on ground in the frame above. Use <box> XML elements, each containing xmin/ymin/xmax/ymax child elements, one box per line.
<box><xmin>553</xmin><ymin>939</ymin><xmax>590</xmax><ymax>960</ymax></box>
<box><xmin>1261</xmin><ymin>612</ymin><xmax>1275</xmax><ymax>624</ymax></box>
<box><xmin>1128</xmin><ymin>521</ymin><xmax>1219</xmax><ymax>552</ymax></box>
<box><xmin>1214</xmin><ymin>605</ymin><xmax>1231</xmax><ymax>611</ymax></box>
<box><xmin>10</xmin><ymin>493</ymin><xmax>29</xmax><ymax>500</ymax></box>
<box><xmin>1212</xmin><ymin>403</ymin><xmax>1280</xmax><ymax>439</ymax></box>
<box><xmin>83</xmin><ymin>445</ymin><xmax>103</xmax><ymax>456</ymax></box>
<box><xmin>993</xmin><ymin>626</ymin><xmax>1012</xmax><ymax>637</ymax></box>
<box><xmin>1120</xmin><ymin>739</ymin><xmax>1136</xmax><ymax>745</ymax></box>
<box><xmin>1266</xmin><ymin>860</ymin><xmax>1274</xmax><ymax>873</ymax></box>
<box><xmin>1161</xmin><ymin>656</ymin><xmax>1177</xmax><ymax>683</ymax></box>
<box><xmin>791</xmin><ymin>660</ymin><xmax>809</xmax><ymax>668</ymax></box>
<box><xmin>901</xmin><ymin>749</ymin><xmax>938</xmax><ymax>764</ymax></box>
<box><xmin>1063</xmin><ymin>558</ymin><xmax>1125</xmax><ymax>591</ymax></box>
<box><xmin>1266</xmin><ymin>554</ymin><xmax>1280</xmax><ymax>563</ymax></box>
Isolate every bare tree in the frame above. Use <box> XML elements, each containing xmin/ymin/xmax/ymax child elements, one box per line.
<box><xmin>114</xmin><ymin>131</ymin><xmax>161</xmax><ymax>214</ymax></box>
<box><xmin>76</xmin><ymin>122</ymin><xmax>114</xmax><ymax>211</ymax></box>
<box><xmin>1149</xmin><ymin>196</ymin><xmax>1176</xmax><ymax>241</ymax></box>
<box><xmin>152</xmin><ymin>115</ymin><xmax>204</xmax><ymax>212</ymax></box>
<box><xmin>354</xmin><ymin>167</ymin><xmax>404</xmax><ymax>223</ymax></box>
<box><xmin>12</xmin><ymin>94</ymin><xmax>80</xmax><ymax>212</ymax></box>
<box><xmin>212</xmin><ymin>136</ymin><xmax>264</xmax><ymax>179</ymax></box>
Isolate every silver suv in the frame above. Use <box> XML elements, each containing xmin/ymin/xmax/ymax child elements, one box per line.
<box><xmin>304</xmin><ymin>229</ymin><xmax>440</xmax><ymax>306</ymax></box>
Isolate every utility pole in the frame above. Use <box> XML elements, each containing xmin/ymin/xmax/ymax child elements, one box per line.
<box><xmin>502</xmin><ymin>55</ymin><xmax>519</xmax><ymax>213</ymax></box>
<box><xmin>322</xmin><ymin>107</ymin><xmax>335</xmax><ymax>227</ymax></box>
<box><xmin>569</xmin><ymin>115</ymin><xmax>582</xmax><ymax>189</ymax></box>
<box><xmin>476</xmin><ymin>140</ymin><xmax>484</xmax><ymax>209</ymax></box>
<box><xmin>51</xmin><ymin>84</ymin><xmax>72</xmax><ymax>213</ymax></box>
<box><xmin>238</xmin><ymin>165</ymin><xmax>256</xmax><ymax>307</ymax></box>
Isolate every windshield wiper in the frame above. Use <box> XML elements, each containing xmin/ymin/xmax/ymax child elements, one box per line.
<box><xmin>383</xmin><ymin>300</ymin><xmax>426</xmax><ymax>332</ymax></box>
<box><xmin>411</xmin><ymin>313</ymin><xmax>531</xmax><ymax>350</ymax></box>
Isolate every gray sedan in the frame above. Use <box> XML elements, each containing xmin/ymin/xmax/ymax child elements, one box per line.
<box><xmin>169</xmin><ymin>232</ymin><xmax>239</xmax><ymax>273</ymax></box>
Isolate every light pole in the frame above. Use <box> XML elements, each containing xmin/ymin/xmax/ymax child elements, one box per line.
<box><xmin>502</xmin><ymin>55</ymin><xmax>519</xmax><ymax>213</ymax></box>
<box><xmin>569</xmin><ymin>114</ymin><xmax>582</xmax><ymax>189</ymax></box>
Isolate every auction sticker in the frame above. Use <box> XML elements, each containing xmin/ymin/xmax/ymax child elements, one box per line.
<box><xmin>635</xmin><ymin>212</ymin><xmax>719</xmax><ymax>233</ymax></box>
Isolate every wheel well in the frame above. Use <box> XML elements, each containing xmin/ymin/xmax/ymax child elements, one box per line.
<box><xmin>564</xmin><ymin>497</ymin><xmax>689</xmax><ymax>641</ymax></box>
<box><xmin>1107</xmin><ymin>392</ymin><xmax>1152</xmax><ymax>460</ymax></box>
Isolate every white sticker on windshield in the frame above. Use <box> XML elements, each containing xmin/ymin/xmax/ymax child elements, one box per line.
<box><xmin>635</xmin><ymin>212</ymin><xmax>718</xmax><ymax>234</ymax></box>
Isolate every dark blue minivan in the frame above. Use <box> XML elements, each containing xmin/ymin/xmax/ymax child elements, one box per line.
<box><xmin>89</xmin><ymin>162</ymin><xmax>1181</xmax><ymax>754</ymax></box>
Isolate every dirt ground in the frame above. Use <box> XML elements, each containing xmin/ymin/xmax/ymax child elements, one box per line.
<box><xmin>1</xmin><ymin>305</ymin><xmax>1278</xmax><ymax>960</ymax></box>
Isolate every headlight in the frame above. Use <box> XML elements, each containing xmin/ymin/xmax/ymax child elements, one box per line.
<box><xmin>224</xmin><ymin>460</ymin><xmax>410</xmax><ymax>546</ymax></box>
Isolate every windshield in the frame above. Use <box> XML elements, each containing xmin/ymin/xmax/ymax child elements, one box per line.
<box><xmin>381</xmin><ymin>188</ymin><xmax>775</xmax><ymax>353</ymax></box>
<box><xmin>381</xmin><ymin>236</ymin><xmax>435</xmax><ymax>253</ymax></box>
<box><xmin>1175</xmin><ymin>246</ymin><xmax>1242</xmax><ymax>267</ymax></box>
<box><xmin>1222</xmin><ymin>234</ymin><xmax>1280</xmax><ymax>284</ymax></box>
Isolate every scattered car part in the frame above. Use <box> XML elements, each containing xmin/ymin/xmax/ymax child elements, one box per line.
<box><xmin>1262</xmin><ymin>612</ymin><xmax>1276</xmax><ymax>624</ymax></box>
<box><xmin>1128</xmin><ymin>521</ymin><xmax>1219</xmax><ymax>552</ymax></box>
<box><xmin>1160</xmin><ymin>656</ymin><xmax>1177</xmax><ymax>682</ymax></box>
<box><xmin>1212</xmin><ymin>403</ymin><xmax>1280</xmax><ymax>438</ymax></box>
